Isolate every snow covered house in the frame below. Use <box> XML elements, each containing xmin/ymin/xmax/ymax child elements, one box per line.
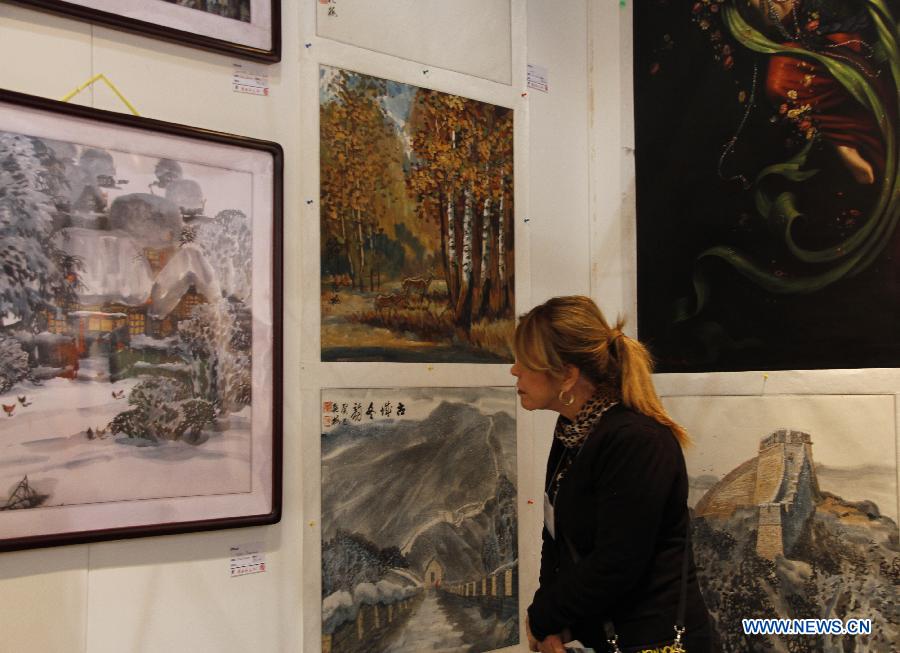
<box><xmin>149</xmin><ymin>245</ymin><xmax>221</xmax><ymax>337</ymax></box>
<box><xmin>44</xmin><ymin>223</ymin><xmax>220</xmax><ymax>362</ymax></box>
<box><xmin>109</xmin><ymin>193</ymin><xmax>183</xmax><ymax>275</ymax></box>
<box><xmin>50</xmin><ymin>227</ymin><xmax>154</xmax><ymax>353</ymax></box>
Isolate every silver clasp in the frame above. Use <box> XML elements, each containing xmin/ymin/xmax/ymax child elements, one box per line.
<box><xmin>607</xmin><ymin>633</ymin><xmax>623</xmax><ymax>653</ymax></box>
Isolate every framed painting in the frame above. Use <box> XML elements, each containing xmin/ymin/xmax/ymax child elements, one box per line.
<box><xmin>634</xmin><ymin>0</ymin><xmax>900</xmax><ymax>371</ymax></box>
<box><xmin>0</xmin><ymin>88</ymin><xmax>283</xmax><ymax>551</ymax></box>
<box><xmin>320</xmin><ymin>65</ymin><xmax>515</xmax><ymax>363</ymax></box>
<box><xmin>320</xmin><ymin>387</ymin><xmax>519</xmax><ymax>653</ymax></box>
<box><xmin>7</xmin><ymin>0</ymin><xmax>281</xmax><ymax>63</ymax></box>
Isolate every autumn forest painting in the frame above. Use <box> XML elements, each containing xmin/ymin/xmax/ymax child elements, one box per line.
<box><xmin>320</xmin><ymin>66</ymin><xmax>514</xmax><ymax>363</ymax></box>
<box><xmin>635</xmin><ymin>0</ymin><xmax>900</xmax><ymax>371</ymax></box>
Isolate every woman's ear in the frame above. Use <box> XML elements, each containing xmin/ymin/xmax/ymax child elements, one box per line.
<box><xmin>561</xmin><ymin>364</ymin><xmax>580</xmax><ymax>391</ymax></box>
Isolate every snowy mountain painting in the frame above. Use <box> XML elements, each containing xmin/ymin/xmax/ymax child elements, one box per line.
<box><xmin>0</xmin><ymin>96</ymin><xmax>279</xmax><ymax>549</ymax></box>
<box><xmin>321</xmin><ymin>387</ymin><xmax>519</xmax><ymax>653</ymax></box>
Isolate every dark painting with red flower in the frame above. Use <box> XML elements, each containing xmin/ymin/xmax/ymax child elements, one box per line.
<box><xmin>635</xmin><ymin>0</ymin><xmax>900</xmax><ymax>371</ymax></box>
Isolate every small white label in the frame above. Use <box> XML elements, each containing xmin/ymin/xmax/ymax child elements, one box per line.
<box><xmin>230</xmin><ymin>542</ymin><xmax>266</xmax><ymax>576</ymax></box>
<box><xmin>232</xmin><ymin>63</ymin><xmax>269</xmax><ymax>97</ymax></box>
<box><xmin>527</xmin><ymin>64</ymin><xmax>549</xmax><ymax>93</ymax></box>
<box><xmin>543</xmin><ymin>492</ymin><xmax>555</xmax><ymax>540</ymax></box>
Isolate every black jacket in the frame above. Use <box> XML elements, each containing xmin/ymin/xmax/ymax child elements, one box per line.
<box><xmin>527</xmin><ymin>405</ymin><xmax>710</xmax><ymax>650</ymax></box>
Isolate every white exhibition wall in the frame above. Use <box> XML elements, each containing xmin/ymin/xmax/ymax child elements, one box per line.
<box><xmin>1</xmin><ymin>1</ymin><xmax>897</xmax><ymax>652</ymax></box>
<box><xmin>0</xmin><ymin>0</ymin><xmax>599</xmax><ymax>651</ymax></box>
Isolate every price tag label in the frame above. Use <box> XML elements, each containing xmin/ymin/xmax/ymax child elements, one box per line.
<box><xmin>527</xmin><ymin>64</ymin><xmax>549</xmax><ymax>93</ymax></box>
<box><xmin>230</xmin><ymin>542</ymin><xmax>266</xmax><ymax>577</ymax></box>
<box><xmin>232</xmin><ymin>64</ymin><xmax>270</xmax><ymax>97</ymax></box>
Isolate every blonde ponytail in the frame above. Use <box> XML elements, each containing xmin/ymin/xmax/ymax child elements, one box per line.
<box><xmin>612</xmin><ymin>328</ymin><xmax>691</xmax><ymax>447</ymax></box>
<box><xmin>514</xmin><ymin>296</ymin><xmax>691</xmax><ymax>448</ymax></box>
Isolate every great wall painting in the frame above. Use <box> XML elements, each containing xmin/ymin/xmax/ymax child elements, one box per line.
<box><xmin>665</xmin><ymin>395</ymin><xmax>899</xmax><ymax>652</ymax></box>
<box><xmin>320</xmin><ymin>387</ymin><xmax>518</xmax><ymax>653</ymax></box>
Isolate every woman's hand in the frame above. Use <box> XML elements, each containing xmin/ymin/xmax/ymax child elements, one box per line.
<box><xmin>526</xmin><ymin>615</ymin><xmax>571</xmax><ymax>653</ymax></box>
<box><xmin>537</xmin><ymin>633</ymin><xmax>567</xmax><ymax>653</ymax></box>
<box><xmin>526</xmin><ymin>615</ymin><xmax>539</xmax><ymax>651</ymax></box>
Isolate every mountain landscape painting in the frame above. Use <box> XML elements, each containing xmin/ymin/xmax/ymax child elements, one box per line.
<box><xmin>664</xmin><ymin>395</ymin><xmax>898</xmax><ymax>652</ymax></box>
<box><xmin>163</xmin><ymin>0</ymin><xmax>251</xmax><ymax>21</ymax></box>
<box><xmin>320</xmin><ymin>387</ymin><xmax>518</xmax><ymax>653</ymax></box>
<box><xmin>0</xmin><ymin>93</ymin><xmax>280</xmax><ymax>549</ymax></box>
<box><xmin>320</xmin><ymin>66</ymin><xmax>515</xmax><ymax>363</ymax></box>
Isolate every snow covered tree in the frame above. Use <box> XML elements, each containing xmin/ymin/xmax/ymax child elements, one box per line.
<box><xmin>0</xmin><ymin>334</ymin><xmax>28</xmax><ymax>393</ymax></box>
<box><xmin>150</xmin><ymin>158</ymin><xmax>182</xmax><ymax>193</ymax></box>
<box><xmin>0</xmin><ymin>132</ymin><xmax>68</xmax><ymax>331</ymax></box>
<box><xmin>110</xmin><ymin>377</ymin><xmax>189</xmax><ymax>441</ymax></box>
<box><xmin>109</xmin><ymin>376</ymin><xmax>215</xmax><ymax>442</ymax></box>
<box><xmin>177</xmin><ymin>297</ymin><xmax>251</xmax><ymax>415</ymax></box>
<box><xmin>194</xmin><ymin>210</ymin><xmax>252</xmax><ymax>301</ymax></box>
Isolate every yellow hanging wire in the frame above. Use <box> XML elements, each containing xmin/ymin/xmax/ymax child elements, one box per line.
<box><xmin>60</xmin><ymin>74</ymin><xmax>140</xmax><ymax>116</ymax></box>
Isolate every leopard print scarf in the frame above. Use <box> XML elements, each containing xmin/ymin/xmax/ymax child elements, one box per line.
<box><xmin>553</xmin><ymin>386</ymin><xmax>620</xmax><ymax>449</ymax></box>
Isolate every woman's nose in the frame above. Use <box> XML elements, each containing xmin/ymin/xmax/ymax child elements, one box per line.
<box><xmin>509</xmin><ymin>362</ymin><xmax>520</xmax><ymax>377</ymax></box>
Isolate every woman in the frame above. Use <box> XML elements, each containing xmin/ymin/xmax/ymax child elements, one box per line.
<box><xmin>512</xmin><ymin>296</ymin><xmax>712</xmax><ymax>653</ymax></box>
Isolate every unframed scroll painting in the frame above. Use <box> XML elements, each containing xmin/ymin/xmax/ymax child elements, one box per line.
<box><xmin>320</xmin><ymin>66</ymin><xmax>515</xmax><ymax>363</ymax></box>
<box><xmin>315</xmin><ymin>0</ymin><xmax>512</xmax><ymax>84</ymax></box>
<box><xmin>321</xmin><ymin>387</ymin><xmax>519</xmax><ymax>653</ymax></box>
<box><xmin>664</xmin><ymin>394</ymin><xmax>898</xmax><ymax>651</ymax></box>
<box><xmin>634</xmin><ymin>0</ymin><xmax>900</xmax><ymax>371</ymax></box>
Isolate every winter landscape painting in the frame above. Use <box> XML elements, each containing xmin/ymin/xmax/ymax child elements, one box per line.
<box><xmin>0</xmin><ymin>90</ymin><xmax>282</xmax><ymax>550</ymax></box>
<box><xmin>13</xmin><ymin>0</ymin><xmax>279</xmax><ymax>61</ymax></box>
<box><xmin>321</xmin><ymin>387</ymin><xmax>518</xmax><ymax>653</ymax></box>
<box><xmin>320</xmin><ymin>66</ymin><xmax>515</xmax><ymax>363</ymax></box>
<box><xmin>664</xmin><ymin>395</ymin><xmax>898</xmax><ymax>651</ymax></box>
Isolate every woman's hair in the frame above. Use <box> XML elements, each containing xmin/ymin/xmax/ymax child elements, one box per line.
<box><xmin>513</xmin><ymin>295</ymin><xmax>690</xmax><ymax>447</ymax></box>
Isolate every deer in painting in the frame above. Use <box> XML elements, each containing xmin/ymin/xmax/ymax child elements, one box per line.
<box><xmin>401</xmin><ymin>273</ymin><xmax>435</xmax><ymax>301</ymax></box>
<box><xmin>374</xmin><ymin>293</ymin><xmax>407</xmax><ymax>313</ymax></box>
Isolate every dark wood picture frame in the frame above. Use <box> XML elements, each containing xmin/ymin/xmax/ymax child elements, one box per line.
<box><xmin>0</xmin><ymin>88</ymin><xmax>283</xmax><ymax>551</ymax></box>
<box><xmin>6</xmin><ymin>0</ymin><xmax>281</xmax><ymax>63</ymax></box>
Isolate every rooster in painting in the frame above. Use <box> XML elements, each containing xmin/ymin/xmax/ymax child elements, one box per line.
<box><xmin>2</xmin><ymin>404</ymin><xmax>16</xmax><ymax>417</ymax></box>
<box><xmin>17</xmin><ymin>395</ymin><xmax>32</xmax><ymax>407</ymax></box>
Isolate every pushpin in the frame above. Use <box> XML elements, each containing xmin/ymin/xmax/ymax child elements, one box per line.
<box><xmin>527</xmin><ymin>499</ymin><xmax>535</xmax><ymax>505</ymax></box>
<box><xmin>306</xmin><ymin>199</ymin><xmax>314</xmax><ymax>205</ymax></box>
<box><xmin>305</xmin><ymin>43</ymin><xmax>312</xmax><ymax>48</ymax></box>
<box><xmin>521</xmin><ymin>92</ymin><xmax>528</xmax><ymax>97</ymax></box>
